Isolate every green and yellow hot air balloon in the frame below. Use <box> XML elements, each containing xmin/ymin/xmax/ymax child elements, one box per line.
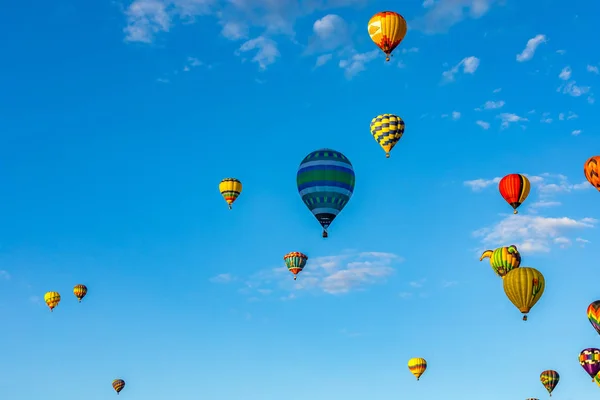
<box><xmin>480</xmin><ymin>245</ymin><xmax>521</xmax><ymax>278</ymax></box>
<box><xmin>503</xmin><ymin>267</ymin><xmax>545</xmax><ymax>321</ymax></box>
<box><xmin>540</xmin><ymin>370</ymin><xmax>559</xmax><ymax>396</ymax></box>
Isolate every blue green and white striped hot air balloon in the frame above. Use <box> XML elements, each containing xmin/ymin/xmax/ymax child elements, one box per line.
<box><xmin>296</xmin><ymin>149</ymin><xmax>355</xmax><ymax>238</ymax></box>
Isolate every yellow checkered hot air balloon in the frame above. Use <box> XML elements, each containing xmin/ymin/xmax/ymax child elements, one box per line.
<box><xmin>219</xmin><ymin>178</ymin><xmax>242</xmax><ymax>210</ymax></box>
<box><xmin>368</xmin><ymin>11</ymin><xmax>407</xmax><ymax>61</ymax></box>
<box><xmin>503</xmin><ymin>267</ymin><xmax>545</xmax><ymax>321</ymax></box>
<box><xmin>44</xmin><ymin>291</ymin><xmax>61</xmax><ymax>312</ymax></box>
<box><xmin>370</xmin><ymin>114</ymin><xmax>405</xmax><ymax>158</ymax></box>
<box><xmin>408</xmin><ymin>357</ymin><xmax>427</xmax><ymax>380</ymax></box>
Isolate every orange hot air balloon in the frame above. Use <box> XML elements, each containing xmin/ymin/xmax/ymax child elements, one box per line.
<box><xmin>44</xmin><ymin>291</ymin><xmax>61</xmax><ymax>312</ymax></box>
<box><xmin>499</xmin><ymin>174</ymin><xmax>530</xmax><ymax>214</ymax></box>
<box><xmin>584</xmin><ymin>156</ymin><xmax>600</xmax><ymax>191</ymax></box>
<box><xmin>367</xmin><ymin>11</ymin><xmax>407</xmax><ymax>61</ymax></box>
<box><xmin>73</xmin><ymin>284</ymin><xmax>87</xmax><ymax>302</ymax></box>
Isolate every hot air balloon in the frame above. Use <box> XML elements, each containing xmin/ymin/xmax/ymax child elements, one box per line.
<box><xmin>526</xmin><ymin>398</ymin><xmax>539</xmax><ymax>400</ymax></box>
<box><xmin>587</xmin><ymin>300</ymin><xmax>600</xmax><ymax>335</ymax></box>
<box><xmin>540</xmin><ymin>370</ymin><xmax>559</xmax><ymax>396</ymax></box>
<box><xmin>499</xmin><ymin>174</ymin><xmax>530</xmax><ymax>214</ymax></box>
<box><xmin>219</xmin><ymin>178</ymin><xmax>242</xmax><ymax>209</ymax></box>
<box><xmin>579</xmin><ymin>348</ymin><xmax>600</xmax><ymax>380</ymax></box>
<box><xmin>367</xmin><ymin>11</ymin><xmax>407</xmax><ymax>61</ymax></box>
<box><xmin>584</xmin><ymin>156</ymin><xmax>600</xmax><ymax>191</ymax></box>
<box><xmin>112</xmin><ymin>379</ymin><xmax>125</xmax><ymax>395</ymax></box>
<box><xmin>595</xmin><ymin>371</ymin><xmax>600</xmax><ymax>387</ymax></box>
<box><xmin>73</xmin><ymin>284</ymin><xmax>87</xmax><ymax>302</ymax></box>
<box><xmin>479</xmin><ymin>245</ymin><xmax>521</xmax><ymax>278</ymax></box>
<box><xmin>370</xmin><ymin>114</ymin><xmax>405</xmax><ymax>158</ymax></box>
<box><xmin>408</xmin><ymin>357</ymin><xmax>427</xmax><ymax>380</ymax></box>
<box><xmin>503</xmin><ymin>267</ymin><xmax>544</xmax><ymax>321</ymax></box>
<box><xmin>296</xmin><ymin>149</ymin><xmax>355</xmax><ymax>238</ymax></box>
<box><xmin>44</xmin><ymin>291</ymin><xmax>61</xmax><ymax>312</ymax></box>
<box><xmin>283</xmin><ymin>252</ymin><xmax>307</xmax><ymax>280</ymax></box>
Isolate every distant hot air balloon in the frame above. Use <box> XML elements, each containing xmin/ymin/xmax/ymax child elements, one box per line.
<box><xmin>44</xmin><ymin>291</ymin><xmax>61</xmax><ymax>312</ymax></box>
<box><xmin>112</xmin><ymin>379</ymin><xmax>125</xmax><ymax>395</ymax></box>
<box><xmin>408</xmin><ymin>357</ymin><xmax>427</xmax><ymax>380</ymax></box>
<box><xmin>367</xmin><ymin>11</ymin><xmax>407</xmax><ymax>61</ymax></box>
<box><xmin>525</xmin><ymin>398</ymin><xmax>539</xmax><ymax>400</ymax></box>
<box><xmin>73</xmin><ymin>284</ymin><xmax>87</xmax><ymax>302</ymax></box>
<box><xmin>296</xmin><ymin>149</ymin><xmax>355</xmax><ymax>238</ymax></box>
<box><xmin>587</xmin><ymin>301</ymin><xmax>600</xmax><ymax>335</ymax></box>
<box><xmin>219</xmin><ymin>178</ymin><xmax>242</xmax><ymax>209</ymax></box>
<box><xmin>283</xmin><ymin>252</ymin><xmax>307</xmax><ymax>280</ymax></box>
<box><xmin>540</xmin><ymin>370</ymin><xmax>559</xmax><ymax>396</ymax></box>
<box><xmin>584</xmin><ymin>156</ymin><xmax>600</xmax><ymax>191</ymax></box>
<box><xmin>479</xmin><ymin>245</ymin><xmax>521</xmax><ymax>278</ymax></box>
<box><xmin>370</xmin><ymin>114</ymin><xmax>405</xmax><ymax>158</ymax></box>
<box><xmin>499</xmin><ymin>174</ymin><xmax>530</xmax><ymax>214</ymax></box>
<box><xmin>503</xmin><ymin>267</ymin><xmax>545</xmax><ymax>321</ymax></box>
<box><xmin>579</xmin><ymin>348</ymin><xmax>600</xmax><ymax>380</ymax></box>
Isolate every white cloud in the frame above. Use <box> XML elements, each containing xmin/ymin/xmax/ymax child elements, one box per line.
<box><xmin>530</xmin><ymin>200</ymin><xmax>561</xmax><ymax>209</ymax></box>
<box><xmin>497</xmin><ymin>112</ymin><xmax>528</xmax><ymax>129</ymax></box>
<box><xmin>558</xmin><ymin>111</ymin><xmax>578</xmax><ymax>121</ymax></box>
<box><xmin>402</xmin><ymin>47</ymin><xmax>419</xmax><ymax>54</ymax></box>
<box><xmin>409</xmin><ymin>279</ymin><xmax>426</xmax><ymax>288</ymax></box>
<box><xmin>442</xmin><ymin>56</ymin><xmax>480</xmax><ymax>82</ymax></box>
<box><xmin>587</xmin><ymin>65</ymin><xmax>599</xmax><ymax>74</ymax></box>
<box><xmin>576</xmin><ymin>237</ymin><xmax>590</xmax><ymax>247</ymax></box>
<box><xmin>314</xmin><ymin>53</ymin><xmax>333</xmax><ymax>68</ymax></box>
<box><xmin>156</xmin><ymin>77</ymin><xmax>169</xmax><ymax>83</ymax></box>
<box><xmin>339</xmin><ymin>50</ymin><xmax>380</xmax><ymax>79</ymax></box>
<box><xmin>493</xmin><ymin>88</ymin><xmax>502</xmax><ymax>93</ymax></box>
<box><xmin>0</xmin><ymin>270</ymin><xmax>9</xmax><ymax>280</ymax></box>
<box><xmin>309</xmin><ymin>14</ymin><xmax>350</xmax><ymax>53</ymax></box>
<box><xmin>210</xmin><ymin>273</ymin><xmax>235</xmax><ymax>283</ymax></box>
<box><xmin>475</xmin><ymin>120</ymin><xmax>490</xmax><ymax>130</ymax></box>
<box><xmin>452</xmin><ymin>111</ymin><xmax>461</xmax><ymax>120</ymax></box>
<box><xmin>243</xmin><ymin>251</ymin><xmax>401</xmax><ymax>296</ymax></box>
<box><xmin>412</xmin><ymin>0</ymin><xmax>498</xmax><ymax>34</ymax></box>
<box><xmin>463</xmin><ymin>176</ymin><xmax>500</xmax><ymax>191</ymax></box>
<box><xmin>558</xmin><ymin>81</ymin><xmax>591</xmax><ymax>97</ymax></box>
<box><xmin>473</xmin><ymin>215</ymin><xmax>597</xmax><ymax>253</ymax></box>
<box><xmin>422</xmin><ymin>0</ymin><xmax>435</xmax><ymax>7</ymax></box>
<box><xmin>572</xmin><ymin>129</ymin><xmax>582</xmax><ymax>136</ymax></box>
<box><xmin>559</xmin><ymin>66</ymin><xmax>572</xmax><ymax>80</ymax></box>
<box><xmin>123</xmin><ymin>0</ymin><xmax>173</xmax><ymax>43</ymax></box>
<box><xmin>465</xmin><ymin>173</ymin><xmax>590</xmax><ymax>196</ymax></box>
<box><xmin>236</xmin><ymin>36</ymin><xmax>280</xmax><ymax>70</ymax></box>
<box><xmin>481</xmin><ymin>100</ymin><xmax>505</xmax><ymax>110</ymax></box>
<box><xmin>442</xmin><ymin>280</ymin><xmax>458</xmax><ymax>288</ymax></box>
<box><xmin>556</xmin><ymin>49</ymin><xmax>566</xmax><ymax>55</ymax></box>
<box><xmin>516</xmin><ymin>34</ymin><xmax>547</xmax><ymax>62</ymax></box>
<box><xmin>221</xmin><ymin>21</ymin><xmax>248</xmax><ymax>40</ymax></box>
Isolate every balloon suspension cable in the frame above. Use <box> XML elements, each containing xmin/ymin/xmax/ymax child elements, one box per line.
<box><xmin>523</xmin><ymin>315</ymin><xmax>528</xmax><ymax>321</ymax></box>
<box><xmin>228</xmin><ymin>204</ymin><xmax>232</xmax><ymax>210</ymax></box>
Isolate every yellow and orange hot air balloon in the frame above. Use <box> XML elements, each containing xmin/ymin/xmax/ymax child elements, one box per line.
<box><xmin>367</xmin><ymin>11</ymin><xmax>407</xmax><ymax>61</ymax></box>
<box><xmin>584</xmin><ymin>156</ymin><xmax>600</xmax><ymax>191</ymax></box>
<box><xmin>219</xmin><ymin>178</ymin><xmax>242</xmax><ymax>209</ymax></box>
<box><xmin>73</xmin><ymin>284</ymin><xmax>87</xmax><ymax>302</ymax></box>
<box><xmin>503</xmin><ymin>267</ymin><xmax>545</xmax><ymax>321</ymax></box>
<box><xmin>44</xmin><ymin>291</ymin><xmax>61</xmax><ymax>312</ymax></box>
<box><xmin>112</xmin><ymin>379</ymin><xmax>125</xmax><ymax>395</ymax></box>
<box><xmin>408</xmin><ymin>357</ymin><xmax>427</xmax><ymax>380</ymax></box>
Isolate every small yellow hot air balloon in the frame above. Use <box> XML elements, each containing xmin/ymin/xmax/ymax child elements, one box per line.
<box><xmin>370</xmin><ymin>114</ymin><xmax>405</xmax><ymax>158</ymax></box>
<box><xmin>219</xmin><ymin>178</ymin><xmax>242</xmax><ymax>209</ymax></box>
<box><xmin>73</xmin><ymin>284</ymin><xmax>87</xmax><ymax>302</ymax></box>
<box><xmin>44</xmin><ymin>291</ymin><xmax>61</xmax><ymax>312</ymax></box>
<box><xmin>503</xmin><ymin>267</ymin><xmax>545</xmax><ymax>321</ymax></box>
<box><xmin>408</xmin><ymin>357</ymin><xmax>427</xmax><ymax>380</ymax></box>
<box><xmin>368</xmin><ymin>11</ymin><xmax>407</xmax><ymax>61</ymax></box>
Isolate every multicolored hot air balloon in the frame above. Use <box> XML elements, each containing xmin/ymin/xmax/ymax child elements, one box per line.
<box><xmin>587</xmin><ymin>300</ymin><xmax>600</xmax><ymax>335</ymax></box>
<box><xmin>219</xmin><ymin>178</ymin><xmax>242</xmax><ymax>209</ymax></box>
<box><xmin>503</xmin><ymin>267</ymin><xmax>545</xmax><ymax>321</ymax></box>
<box><xmin>595</xmin><ymin>371</ymin><xmax>600</xmax><ymax>387</ymax></box>
<box><xmin>44</xmin><ymin>291</ymin><xmax>61</xmax><ymax>312</ymax></box>
<box><xmin>579</xmin><ymin>348</ymin><xmax>600</xmax><ymax>380</ymax></box>
<box><xmin>370</xmin><ymin>114</ymin><xmax>405</xmax><ymax>158</ymax></box>
<box><xmin>499</xmin><ymin>174</ymin><xmax>530</xmax><ymax>214</ymax></box>
<box><xmin>284</xmin><ymin>252</ymin><xmax>307</xmax><ymax>280</ymax></box>
<box><xmin>408</xmin><ymin>357</ymin><xmax>427</xmax><ymax>380</ymax></box>
<box><xmin>540</xmin><ymin>370</ymin><xmax>559</xmax><ymax>396</ymax></box>
<box><xmin>584</xmin><ymin>156</ymin><xmax>600</xmax><ymax>191</ymax></box>
<box><xmin>367</xmin><ymin>11</ymin><xmax>407</xmax><ymax>61</ymax></box>
<box><xmin>112</xmin><ymin>379</ymin><xmax>125</xmax><ymax>395</ymax></box>
<box><xmin>296</xmin><ymin>149</ymin><xmax>355</xmax><ymax>238</ymax></box>
<box><xmin>73</xmin><ymin>284</ymin><xmax>87</xmax><ymax>302</ymax></box>
<box><xmin>480</xmin><ymin>245</ymin><xmax>521</xmax><ymax>278</ymax></box>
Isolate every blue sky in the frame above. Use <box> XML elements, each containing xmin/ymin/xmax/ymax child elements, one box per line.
<box><xmin>0</xmin><ymin>0</ymin><xmax>599</xmax><ymax>398</ymax></box>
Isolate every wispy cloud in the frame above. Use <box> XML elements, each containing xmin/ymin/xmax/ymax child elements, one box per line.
<box><xmin>411</xmin><ymin>0</ymin><xmax>498</xmax><ymax>34</ymax></box>
<box><xmin>572</xmin><ymin>129</ymin><xmax>582</xmax><ymax>136</ymax></box>
<box><xmin>442</xmin><ymin>56</ymin><xmax>480</xmax><ymax>82</ymax></box>
<box><xmin>475</xmin><ymin>120</ymin><xmax>490</xmax><ymax>130</ymax></box>
<box><xmin>516</xmin><ymin>34</ymin><xmax>547</xmax><ymax>62</ymax></box>
<box><xmin>558</xmin><ymin>81</ymin><xmax>591</xmax><ymax>97</ymax></box>
<box><xmin>236</xmin><ymin>36</ymin><xmax>280</xmax><ymax>70</ymax></box>
<box><xmin>210</xmin><ymin>273</ymin><xmax>236</xmax><ymax>283</ymax></box>
<box><xmin>476</xmin><ymin>100</ymin><xmax>505</xmax><ymax>111</ymax></box>
<box><xmin>339</xmin><ymin>50</ymin><xmax>380</xmax><ymax>79</ymax></box>
<box><xmin>497</xmin><ymin>112</ymin><xmax>528</xmax><ymax>129</ymax></box>
<box><xmin>558</xmin><ymin>66</ymin><xmax>572</xmax><ymax>80</ymax></box>
<box><xmin>587</xmin><ymin>65</ymin><xmax>599</xmax><ymax>74</ymax></box>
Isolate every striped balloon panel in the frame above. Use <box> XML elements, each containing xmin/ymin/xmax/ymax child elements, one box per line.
<box><xmin>284</xmin><ymin>252</ymin><xmax>307</xmax><ymax>273</ymax></box>
<box><xmin>297</xmin><ymin>149</ymin><xmax>355</xmax><ymax>229</ymax></box>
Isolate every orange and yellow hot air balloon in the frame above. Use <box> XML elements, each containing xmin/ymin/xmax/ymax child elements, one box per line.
<box><xmin>44</xmin><ymin>291</ymin><xmax>61</xmax><ymax>312</ymax></box>
<box><xmin>499</xmin><ymin>174</ymin><xmax>530</xmax><ymax>214</ymax></box>
<box><xmin>584</xmin><ymin>156</ymin><xmax>600</xmax><ymax>191</ymax></box>
<box><xmin>503</xmin><ymin>267</ymin><xmax>545</xmax><ymax>321</ymax></box>
<box><xmin>219</xmin><ymin>178</ymin><xmax>242</xmax><ymax>209</ymax></box>
<box><xmin>367</xmin><ymin>11</ymin><xmax>407</xmax><ymax>61</ymax></box>
<box><xmin>112</xmin><ymin>379</ymin><xmax>125</xmax><ymax>395</ymax></box>
<box><xmin>73</xmin><ymin>284</ymin><xmax>87</xmax><ymax>302</ymax></box>
<box><xmin>408</xmin><ymin>357</ymin><xmax>427</xmax><ymax>380</ymax></box>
